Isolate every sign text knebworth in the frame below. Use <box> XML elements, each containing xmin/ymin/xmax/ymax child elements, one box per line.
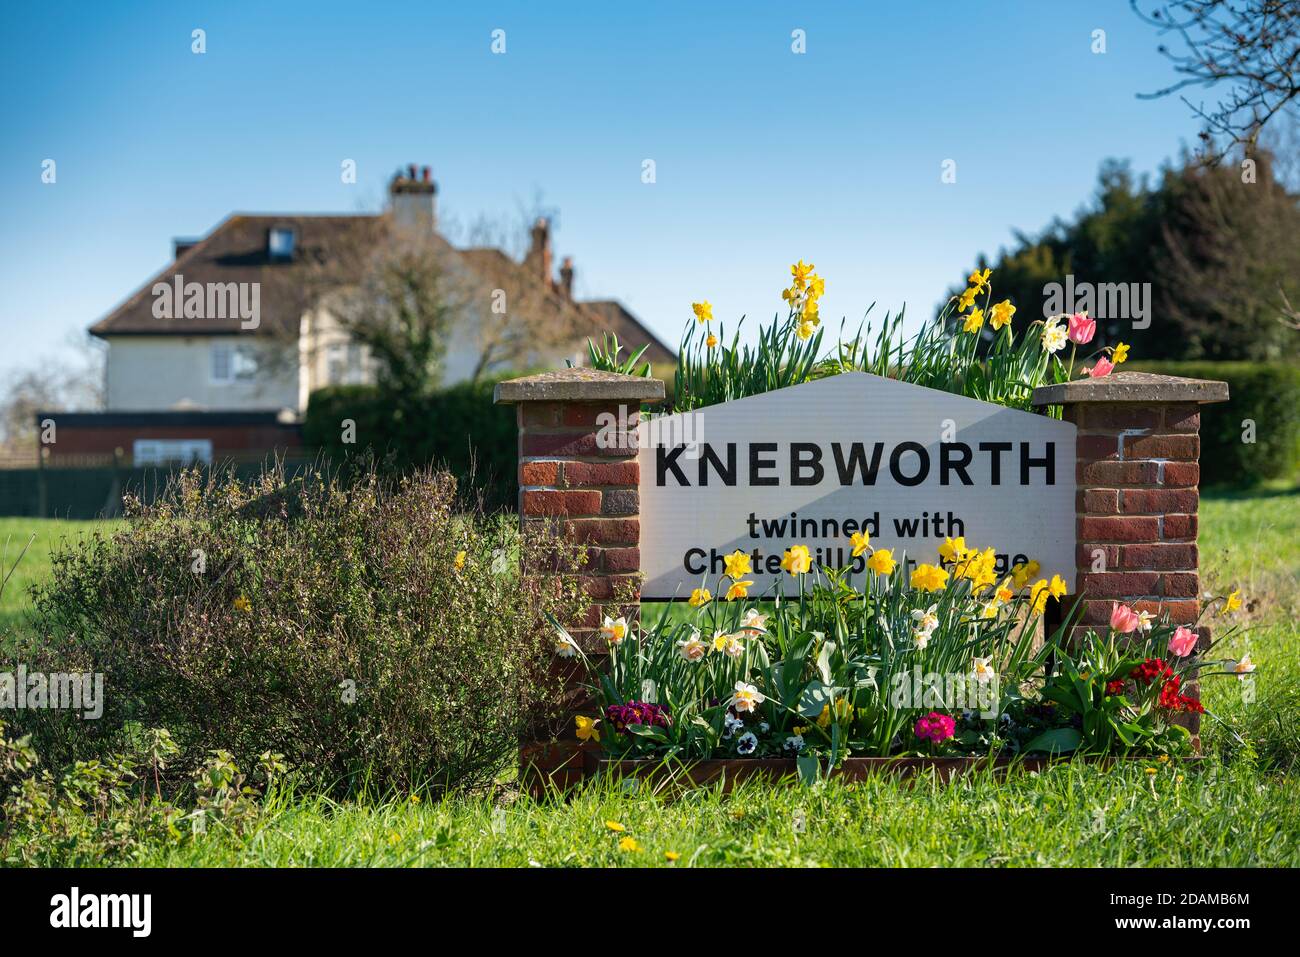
<box><xmin>637</xmin><ymin>373</ymin><xmax>1076</xmax><ymax>598</ymax></box>
<box><xmin>496</xmin><ymin>366</ymin><xmax>1227</xmax><ymax>788</ymax></box>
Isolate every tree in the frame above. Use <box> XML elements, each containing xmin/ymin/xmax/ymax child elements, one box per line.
<box><xmin>1133</xmin><ymin>0</ymin><xmax>1300</xmax><ymax>162</ymax></box>
<box><xmin>0</xmin><ymin>338</ymin><xmax>104</xmax><ymax>462</ymax></box>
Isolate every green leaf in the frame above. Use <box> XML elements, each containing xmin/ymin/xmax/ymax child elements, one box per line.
<box><xmin>1023</xmin><ymin>728</ymin><xmax>1082</xmax><ymax>755</ymax></box>
<box><xmin>798</xmin><ymin>680</ymin><xmax>834</xmax><ymax>718</ymax></box>
<box><xmin>796</xmin><ymin>754</ymin><xmax>820</xmax><ymax>786</ymax></box>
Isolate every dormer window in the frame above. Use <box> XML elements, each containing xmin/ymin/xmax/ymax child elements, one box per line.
<box><xmin>268</xmin><ymin>226</ymin><xmax>296</xmax><ymax>261</ymax></box>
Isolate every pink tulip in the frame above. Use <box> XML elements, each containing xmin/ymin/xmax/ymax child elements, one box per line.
<box><xmin>1110</xmin><ymin>602</ymin><xmax>1141</xmax><ymax>634</ymax></box>
<box><xmin>1067</xmin><ymin>312</ymin><xmax>1096</xmax><ymax>344</ymax></box>
<box><xmin>1084</xmin><ymin>356</ymin><xmax>1114</xmax><ymax>378</ymax></box>
<box><xmin>1169</xmin><ymin>626</ymin><xmax>1197</xmax><ymax>657</ymax></box>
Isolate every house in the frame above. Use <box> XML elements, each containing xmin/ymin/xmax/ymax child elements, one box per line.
<box><xmin>46</xmin><ymin>165</ymin><xmax>671</xmax><ymax>466</ymax></box>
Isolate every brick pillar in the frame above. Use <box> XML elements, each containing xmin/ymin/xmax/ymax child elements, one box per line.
<box><xmin>1032</xmin><ymin>371</ymin><xmax>1228</xmax><ymax>742</ymax></box>
<box><xmin>495</xmin><ymin>368</ymin><xmax>664</xmax><ymax>790</ymax></box>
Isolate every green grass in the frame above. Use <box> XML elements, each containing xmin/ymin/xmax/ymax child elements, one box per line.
<box><xmin>0</xmin><ymin>517</ymin><xmax>119</xmax><ymax>638</ymax></box>
<box><xmin>1</xmin><ymin>487</ymin><xmax>1297</xmax><ymax>867</ymax></box>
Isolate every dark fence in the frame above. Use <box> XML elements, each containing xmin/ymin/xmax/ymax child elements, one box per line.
<box><xmin>0</xmin><ymin>456</ymin><xmax>322</xmax><ymax>520</ymax></box>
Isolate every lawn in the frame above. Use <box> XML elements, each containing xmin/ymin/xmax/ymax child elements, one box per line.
<box><xmin>1</xmin><ymin>488</ymin><xmax>1297</xmax><ymax>867</ymax></box>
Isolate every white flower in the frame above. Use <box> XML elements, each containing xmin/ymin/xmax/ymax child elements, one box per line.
<box><xmin>1041</xmin><ymin>318</ymin><xmax>1069</xmax><ymax>354</ymax></box>
<box><xmin>600</xmin><ymin>615</ymin><xmax>628</xmax><ymax>645</ymax></box>
<box><xmin>971</xmin><ymin>655</ymin><xmax>996</xmax><ymax>684</ymax></box>
<box><xmin>736</xmin><ymin>732</ymin><xmax>758</xmax><ymax>755</ymax></box>
<box><xmin>554</xmin><ymin>635</ymin><xmax>579</xmax><ymax>658</ymax></box>
<box><xmin>723</xmin><ymin>634</ymin><xmax>745</xmax><ymax>659</ymax></box>
<box><xmin>1231</xmin><ymin>655</ymin><xmax>1256</xmax><ymax>679</ymax></box>
<box><xmin>1137</xmin><ymin>610</ymin><xmax>1155</xmax><ymax>632</ymax></box>
<box><xmin>722</xmin><ymin>713</ymin><xmax>745</xmax><ymax>739</ymax></box>
<box><xmin>911</xmin><ymin>604</ymin><xmax>940</xmax><ymax>635</ymax></box>
<box><xmin>913</xmin><ymin>629</ymin><xmax>931</xmax><ymax>650</ymax></box>
<box><xmin>759</xmin><ymin>722</ymin><xmax>770</xmax><ymax>733</ymax></box>
<box><xmin>678</xmin><ymin>632</ymin><xmax>707</xmax><ymax>662</ymax></box>
<box><xmin>784</xmin><ymin>734</ymin><xmax>805</xmax><ymax>752</ymax></box>
<box><xmin>730</xmin><ymin>681</ymin><xmax>765</xmax><ymax>713</ymax></box>
<box><xmin>738</xmin><ymin>609</ymin><xmax>769</xmax><ymax>634</ymax></box>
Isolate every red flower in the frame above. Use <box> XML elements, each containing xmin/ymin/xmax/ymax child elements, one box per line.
<box><xmin>1131</xmin><ymin>658</ymin><xmax>1174</xmax><ymax>686</ymax></box>
<box><xmin>1158</xmin><ymin>677</ymin><xmax>1183</xmax><ymax>710</ymax></box>
<box><xmin>1105</xmin><ymin>680</ymin><xmax>1125</xmax><ymax>696</ymax></box>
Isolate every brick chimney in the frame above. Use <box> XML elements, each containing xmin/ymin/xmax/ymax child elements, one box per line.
<box><xmin>559</xmin><ymin>256</ymin><xmax>574</xmax><ymax>298</ymax></box>
<box><xmin>526</xmin><ymin>217</ymin><xmax>553</xmax><ymax>288</ymax></box>
<box><xmin>389</xmin><ymin>164</ymin><xmax>437</xmax><ymax>233</ymax></box>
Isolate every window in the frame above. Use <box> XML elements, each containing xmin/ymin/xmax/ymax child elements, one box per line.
<box><xmin>133</xmin><ymin>439</ymin><xmax>213</xmax><ymax>466</ymax></box>
<box><xmin>268</xmin><ymin>226</ymin><xmax>296</xmax><ymax>261</ymax></box>
<box><xmin>211</xmin><ymin>342</ymin><xmax>258</xmax><ymax>383</ymax></box>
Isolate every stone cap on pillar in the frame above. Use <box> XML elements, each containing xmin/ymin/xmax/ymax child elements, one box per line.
<box><xmin>1031</xmin><ymin>371</ymin><xmax>1229</xmax><ymax>407</ymax></box>
<box><xmin>494</xmin><ymin>367</ymin><xmax>666</xmax><ymax>405</ymax></box>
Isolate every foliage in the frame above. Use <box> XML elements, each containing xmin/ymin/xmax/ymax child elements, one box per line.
<box><xmin>15</xmin><ymin>463</ymin><xmax>587</xmax><ymax>796</ymax></box>
<box><xmin>304</xmin><ymin>376</ymin><xmax>520</xmax><ymax>511</ymax></box>
<box><xmin>578</xmin><ymin>331</ymin><xmax>653</xmax><ymax>378</ymax></box>
<box><xmin>950</xmin><ymin>154</ymin><xmax>1300</xmax><ymax>362</ymax></box>
<box><xmin>1130</xmin><ymin>360</ymin><xmax>1300</xmax><ymax>486</ymax></box>
<box><xmin>555</xmin><ymin>532</ymin><xmax>1256</xmax><ymax>766</ymax></box>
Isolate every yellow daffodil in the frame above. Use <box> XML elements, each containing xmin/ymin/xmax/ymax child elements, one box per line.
<box><xmin>968</xmin><ymin>267</ymin><xmax>991</xmax><ymax>292</ymax></box>
<box><xmin>815</xmin><ymin>698</ymin><xmax>853</xmax><ymax>728</ymax></box>
<box><xmin>957</xmin><ymin>286</ymin><xmax>979</xmax><ymax>312</ymax></box>
<box><xmin>963</xmin><ymin>307</ymin><xmax>985</xmax><ymax>334</ymax></box>
<box><xmin>990</xmin><ymin>299</ymin><xmax>1016</xmax><ymax>330</ymax></box>
<box><xmin>706</xmin><ymin>332</ymin><xmax>718</xmax><ymax>349</ymax></box>
<box><xmin>791</xmin><ymin>259</ymin><xmax>815</xmax><ymax>288</ymax></box>
<box><xmin>1112</xmin><ymin>342</ymin><xmax>1130</xmax><ymax>364</ymax></box>
<box><xmin>711</xmin><ymin>629</ymin><xmax>730</xmax><ymax>653</ymax></box>
<box><xmin>233</xmin><ymin>594</ymin><xmax>251</xmax><ymax>613</ymax></box>
<box><xmin>688</xmin><ymin>587</ymin><xmax>712</xmax><ymax>607</ymax></box>
<box><xmin>575</xmin><ymin>715</ymin><xmax>601</xmax><ymax>742</ymax></box>
<box><xmin>796</xmin><ymin>319</ymin><xmax>817</xmax><ymax>340</ymax></box>
<box><xmin>910</xmin><ymin>563</ymin><xmax>949</xmax><ymax>592</ymax></box>
<box><xmin>665</xmin><ymin>850</ymin><xmax>681</xmax><ymax>862</ymax></box>
<box><xmin>781</xmin><ymin>544</ymin><xmax>813</xmax><ymax>576</ymax></box>
<box><xmin>453</xmin><ymin>550</ymin><xmax>467</xmax><ymax>571</ymax></box>
<box><xmin>692</xmin><ymin>301</ymin><xmax>713</xmax><ymax>323</ymax></box>
<box><xmin>1224</xmin><ymin>589</ymin><xmax>1242</xmax><ymax>613</ymax></box>
<box><xmin>808</xmin><ymin>275</ymin><xmax>825</xmax><ymax>300</ymax></box>
<box><xmin>601</xmin><ymin>615</ymin><xmax>628</xmax><ymax>645</ymax></box>
<box><xmin>1029</xmin><ymin>579</ymin><xmax>1052</xmax><ymax>615</ymax></box>
<box><xmin>849</xmin><ymin>531</ymin><xmax>871</xmax><ymax>558</ymax></box>
<box><xmin>725</xmin><ymin>580</ymin><xmax>753</xmax><ymax>601</ymax></box>
<box><xmin>996</xmin><ymin>583</ymin><xmax>1015</xmax><ymax>603</ymax></box>
<box><xmin>619</xmin><ymin>836</ymin><xmax>643</xmax><ymax>852</ymax></box>
<box><xmin>938</xmin><ymin>536</ymin><xmax>971</xmax><ymax>564</ymax></box>
<box><xmin>1011</xmin><ymin>560</ymin><xmax>1040</xmax><ymax>589</ymax></box>
<box><xmin>723</xmin><ymin>549</ymin><xmax>753</xmax><ymax>579</ymax></box>
<box><xmin>604</xmin><ymin>820</ymin><xmax>626</xmax><ymax>832</ymax></box>
<box><xmin>867</xmin><ymin>548</ymin><xmax>897</xmax><ymax>576</ymax></box>
<box><xmin>1049</xmin><ymin>574</ymin><xmax>1068</xmax><ymax>599</ymax></box>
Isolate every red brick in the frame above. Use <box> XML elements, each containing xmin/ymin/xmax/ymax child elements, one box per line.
<box><xmin>1163</xmin><ymin>404</ymin><xmax>1200</xmax><ymax>433</ymax></box>
<box><xmin>564</xmin><ymin>518</ymin><xmax>640</xmax><ymax>546</ymax></box>
<box><xmin>1161</xmin><ymin>573</ymin><xmax>1200</xmax><ymax>597</ymax></box>
<box><xmin>1123</xmin><ymin>434</ymin><xmax>1199</xmax><ymax>461</ymax></box>
<box><xmin>563</xmin><ymin>460</ymin><xmax>639</xmax><ymax>487</ymax></box>
<box><xmin>1120</xmin><ymin>543</ymin><xmax>1197</xmax><ymax>571</ymax></box>
<box><xmin>581</xmin><ymin>573</ymin><xmax>641</xmax><ymax>599</ymax></box>
<box><xmin>1079</xmin><ymin>405</ymin><xmax>1160</xmax><ymax>431</ymax></box>
<box><xmin>522</xmin><ymin>490</ymin><xmax>602</xmax><ymax>517</ymax></box>
<box><xmin>1163</xmin><ymin>514</ymin><xmax>1198</xmax><ymax>540</ymax></box>
<box><xmin>1077</xmin><ymin>544</ymin><xmax>1119</xmax><ymax>572</ymax></box>
<box><xmin>1078</xmin><ymin>488</ymin><xmax>1119</xmax><ymax>514</ymax></box>
<box><xmin>1162</xmin><ymin>462</ymin><xmax>1200</xmax><ymax>487</ymax></box>
<box><xmin>568</xmin><ymin>402</ymin><xmax>639</xmax><ymax>428</ymax></box>
<box><xmin>600</xmin><ymin>547</ymin><xmax>641</xmax><ymax>573</ymax></box>
<box><xmin>1132</xmin><ymin>599</ymin><xmax>1199</xmax><ymax>624</ymax></box>
<box><xmin>522</xmin><ymin>431</ymin><xmax>600</xmax><ymax>457</ymax></box>
<box><xmin>601</xmin><ymin>489</ymin><xmax>639</xmax><ymax>515</ymax></box>
<box><xmin>1121</xmin><ymin>488</ymin><xmax>1199</xmax><ymax>515</ymax></box>
<box><xmin>520</xmin><ymin>403</ymin><xmax>564</xmax><ymax>429</ymax></box>
<box><xmin>1076</xmin><ymin>435</ymin><xmax>1120</xmax><ymax>460</ymax></box>
<box><xmin>520</xmin><ymin>461</ymin><xmax>559</xmax><ymax>486</ymax></box>
<box><xmin>1078</xmin><ymin>516</ymin><xmax>1160</xmax><ymax>542</ymax></box>
<box><xmin>1078</xmin><ymin>461</ymin><xmax>1159</xmax><ymax>485</ymax></box>
<box><xmin>1079</xmin><ymin>571</ymin><xmax>1161</xmax><ymax>599</ymax></box>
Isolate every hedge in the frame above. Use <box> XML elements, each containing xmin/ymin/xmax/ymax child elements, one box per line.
<box><xmin>1129</xmin><ymin>361</ymin><xmax>1300</xmax><ymax>488</ymax></box>
<box><xmin>304</xmin><ymin>377</ymin><xmax>519</xmax><ymax>511</ymax></box>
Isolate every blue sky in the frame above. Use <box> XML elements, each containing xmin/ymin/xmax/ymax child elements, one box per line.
<box><xmin>2</xmin><ymin>0</ymin><xmax>1206</xmax><ymax>381</ymax></box>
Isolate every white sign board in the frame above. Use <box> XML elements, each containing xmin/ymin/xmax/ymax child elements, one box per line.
<box><xmin>638</xmin><ymin>373</ymin><xmax>1076</xmax><ymax>598</ymax></box>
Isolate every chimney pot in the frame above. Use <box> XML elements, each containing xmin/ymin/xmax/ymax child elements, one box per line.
<box><xmin>407</xmin><ymin>163</ymin><xmax>417</xmax><ymax>180</ymax></box>
<box><xmin>559</xmin><ymin>256</ymin><xmax>574</xmax><ymax>298</ymax></box>
<box><xmin>422</xmin><ymin>165</ymin><xmax>431</xmax><ymax>182</ymax></box>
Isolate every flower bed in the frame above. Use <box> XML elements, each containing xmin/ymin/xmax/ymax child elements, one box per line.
<box><xmin>551</xmin><ymin>534</ymin><xmax>1255</xmax><ymax>779</ymax></box>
